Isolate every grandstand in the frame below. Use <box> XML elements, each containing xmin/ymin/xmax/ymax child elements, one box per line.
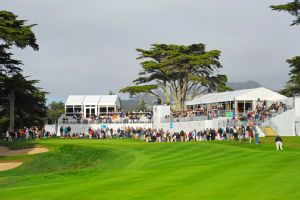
<box><xmin>45</xmin><ymin>88</ymin><xmax>300</xmax><ymax>136</ymax></box>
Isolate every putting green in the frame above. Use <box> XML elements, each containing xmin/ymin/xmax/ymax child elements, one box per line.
<box><xmin>0</xmin><ymin>138</ymin><xmax>300</xmax><ymax>200</ymax></box>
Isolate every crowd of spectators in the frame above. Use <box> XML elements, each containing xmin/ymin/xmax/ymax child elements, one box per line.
<box><xmin>60</xmin><ymin>126</ymin><xmax>146</xmax><ymax>139</ymax></box>
<box><xmin>165</xmin><ymin>100</ymin><xmax>289</xmax><ymax>123</ymax></box>
<box><xmin>168</xmin><ymin>108</ymin><xmax>208</xmax><ymax>118</ymax></box>
<box><xmin>239</xmin><ymin>100</ymin><xmax>288</xmax><ymax>124</ymax></box>
<box><xmin>6</xmin><ymin>125</ymin><xmax>282</xmax><ymax>150</ymax></box>
<box><xmin>62</xmin><ymin>111</ymin><xmax>152</xmax><ymax>124</ymax></box>
<box><xmin>55</xmin><ymin>124</ymin><xmax>260</xmax><ymax>144</ymax></box>
<box><xmin>5</xmin><ymin>127</ymin><xmax>56</xmax><ymax>142</ymax></box>
<box><xmin>144</xmin><ymin>125</ymin><xmax>259</xmax><ymax>144</ymax></box>
<box><xmin>253</xmin><ymin>100</ymin><xmax>287</xmax><ymax>119</ymax></box>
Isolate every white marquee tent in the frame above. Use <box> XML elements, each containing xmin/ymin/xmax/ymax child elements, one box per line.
<box><xmin>185</xmin><ymin>87</ymin><xmax>288</xmax><ymax>115</ymax></box>
<box><xmin>186</xmin><ymin>87</ymin><xmax>287</xmax><ymax>105</ymax></box>
<box><xmin>65</xmin><ymin>95</ymin><xmax>120</xmax><ymax>118</ymax></box>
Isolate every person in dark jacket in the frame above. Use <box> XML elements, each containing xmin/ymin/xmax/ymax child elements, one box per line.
<box><xmin>180</xmin><ymin>130</ymin><xmax>185</xmax><ymax>142</ymax></box>
<box><xmin>275</xmin><ymin>135</ymin><xmax>283</xmax><ymax>150</ymax></box>
<box><xmin>60</xmin><ymin>126</ymin><xmax>64</xmax><ymax>137</ymax></box>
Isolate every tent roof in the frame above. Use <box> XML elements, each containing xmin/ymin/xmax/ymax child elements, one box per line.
<box><xmin>98</xmin><ymin>95</ymin><xmax>118</xmax><ymax>106</ymax></box>
<box><xmin>66</xmin><ymin>95</ymin><xmax>119</xmax><ymax>106</ymax></box>
<box><xmin>65</xmin><ymin>95</ymin><xmax>85</xmax><ymax>105</ymax></box>
<box><xmin>186</xmin><ymin>87</ymin><xmax>287</xmax><ymax>106</ymax></box>
<box><xmin>82</xmin><ymin>95</ymin><xmax>101</xmax><ymax>105</ymax></box>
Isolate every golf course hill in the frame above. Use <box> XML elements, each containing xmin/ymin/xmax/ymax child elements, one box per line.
<box><xmin>1</xmin><ymin>138</ymin><xmax>300</xmax><ymax>200</ymax></box>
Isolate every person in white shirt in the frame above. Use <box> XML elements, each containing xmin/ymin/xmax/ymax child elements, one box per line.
<box><xmin>6</xmin><ymin>130</ymin><xmax>9</xmax><ymax>141</ymax></box>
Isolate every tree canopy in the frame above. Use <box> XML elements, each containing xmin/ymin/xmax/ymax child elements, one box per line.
<box><xmin>0</xmin><ymin>10</ymin><xmax>38</xmax><ymax>76</ymax></box>
<box><xmin>46</xmin><ymin>101</ymin><xmax>65</xmax><ymax>124</ymax></box>
<box><xmin>0</xmin><ymin>10</ymin><xmax>45</xmax><ymax>133</ymax></box>
<box><xmin>270</xmin><ymin>2</ymin><xmax>300</xmax><ymax>96</ymax></box>
<box><xmin>281</xmin><ymin>56</ymin><xmax>300</xmax><ymax>97</ymax></box>
<box><xmin>120</xmin><ymin>43</ymin><xmax>232</xmax><ymax>110</ymax></box>
<box><xmin>0</xmin><ymin>74</ymin><xmax>47</xmax><ymax>133</ymax></box>
<box><xmin>270</xmin><ymin>0</ymin><xmax>300</xmax><ymax>26</ymax></box>
<box><xmin>0</xmin><ymin>10</ymin><xmax>38</xmax><ymax>50</ymax></box>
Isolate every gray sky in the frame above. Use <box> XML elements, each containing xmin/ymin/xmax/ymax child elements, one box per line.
<box><xmin>2</xmin><ymin>0</ymin><xmax>300</xmax><ymax>101</ymax></box>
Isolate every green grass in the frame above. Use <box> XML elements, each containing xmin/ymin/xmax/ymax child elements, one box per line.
<box><xmin>0</xmin><ymin>137</ymin><xmax>300</xmax><ymax>200</ymax></box>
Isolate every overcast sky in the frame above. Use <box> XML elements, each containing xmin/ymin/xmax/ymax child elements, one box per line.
<box><xmin>2</xmin><ymin>0</ymin><xmax>300</xmax><ymax>101</ymax></box>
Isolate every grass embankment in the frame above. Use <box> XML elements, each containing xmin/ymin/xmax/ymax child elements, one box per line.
<box><xmin>0</xmin><ymin>137</ymin><xmax>300</xmax><ymax>200</ymax></box>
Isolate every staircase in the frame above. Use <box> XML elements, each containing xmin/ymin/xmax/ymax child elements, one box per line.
<box><xmin>260</xmin><ymin>126</ymin><xmax>277</xmax><ymax>137</ymax></box>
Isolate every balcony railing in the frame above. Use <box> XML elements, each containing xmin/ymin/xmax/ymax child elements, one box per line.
<box><xmin>58</xmin><ymin>116</ymin><xmax>152</xmax><ymax>124</ymax></box>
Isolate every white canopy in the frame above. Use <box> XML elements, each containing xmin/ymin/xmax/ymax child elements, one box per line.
<box><xmin>98</xmin><ymin>95</ymin><xmax>119</xmax><ymax>106</ymax></box>
<box><xmin>82</xmin><ymin>95</ymin><xmax>101</xmax><ymax>105</ymax></box>
<box><xmin>66</xmin><ymin>95</ymin><xmax>120</xmax><ymax>107</ymax></box>
<box><xmin>186</xmin><ymin>87</ymin><xmax>288</xmax><ymax>106</ymax></box>
<box><xmin>65</xmin><ymin>95</ymin><xmax>85</xmax><ymax>105</ymax></box>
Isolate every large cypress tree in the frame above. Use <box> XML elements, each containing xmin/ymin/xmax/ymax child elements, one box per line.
<box><xmin>120</xmin><ymin>43</ymin><xmax>232</xmax><ymax>110</ymax></box>
<box><xmin>270</xmin><ymin>1</ymin><xmax>300</xmax><ymax>97</ymax></box>
<box><xmin>0</xmin><ymin>10</ymin><xmax>47</xmax><ymax>134</ymax></box>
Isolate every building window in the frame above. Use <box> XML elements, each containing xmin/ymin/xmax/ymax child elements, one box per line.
<box><xmin>99</xmin><ymin>107</ymin><xmax>106</xmax><ymax>113</ymax></box>
<box><xmin>108</xmin><ymin>107</ymin><xmax>115</xmax><ymax>112</ymax></box>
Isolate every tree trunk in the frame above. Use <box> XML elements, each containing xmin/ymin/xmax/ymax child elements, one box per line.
<box><xmin>8</xmin><ymin>89</ymin><xmax>15</xmax><ymax>131</ymax></box>
<box><xmin>163</xmin><ymin>81</ymin><xmax>170</xmax><ymax>105</ymax></box>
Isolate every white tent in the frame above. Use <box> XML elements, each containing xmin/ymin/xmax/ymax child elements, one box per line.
<box><xmin>186</xmin><ymin>87</ymin><xmax>287</xmax><ymax>106</ymax></box>
<box><xmin>65</xmin><ymin>95</ymin><xmax>120</xmax><ymax>117</ymax></box>
<box><xmin>65</xmin><ymin>95</ymin><xmax>85</xmax><ymax>105</ymax></box>
<box><xmin>82</xmin><ymin>95</ymin><xmax>101</xmax><ymax>105</ymax></box>
<box><xmin>66</xmin><ymin>95</ymin><xmax>120</xmax><ymax>107</ymax></box>
<box><xmin>98</xmin><ymin>95</ymin><xmax>120</xmax><ymax>106</ymax></box>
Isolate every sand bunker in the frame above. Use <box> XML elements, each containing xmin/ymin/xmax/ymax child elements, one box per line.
<box><xmin>0</xmin><ymin>146</ymin><xmax>49</xmax><ymax>156</ymax></box>
<box><xmin>0</xmin><ymin>162</ymin><xmax>23</xmax><ymax>171</ymax></box>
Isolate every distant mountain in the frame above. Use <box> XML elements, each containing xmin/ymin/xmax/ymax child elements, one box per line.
<box><xmin>227</xmin><ymin>81</ymin><xmax>262</xmax><ymax>90</ymax></box>
<box><xmin>120</xmin><ymin>93</ymin><xmax>157</xmax><ymax>112</ymax></box>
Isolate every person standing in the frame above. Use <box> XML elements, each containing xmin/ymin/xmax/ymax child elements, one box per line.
<box><xmin>176</xmin><ymin>132</ymin><xmax>180</xmax><ymax>142</ymax></box>
<box><xmin>60</xmin><ymin>126</ymin><xmax>64</xmax><ymax>137</ymax></box>
<box><xmin>246</xmin><ymin>124</ymin><xmax>251</xmax><ymax>141</ymax></box>
<box><xmin>205</xmin><ymin>128</ymin><xmax>210</xmax><ymax>141</ymax></box>
<box><xmin>180</xmin><ymin>130</ymin><xmax>184</xmax><ymax>142</ymax></box>
<box><xmin>225</xmin><ymin>127</ymin><xmax>230</xmax><ymax>141</ymax></box>
<box><xmin>275</xmin><ymin>135</ymin><xmax>283</xmax><ymax>150</ymax></box>
<box><xmin>192</xmin><ymin>129</ymin><xmax>197</xmax><ymax>141</ymax></box>
<box><xmin>166</xmin><ymin>130</ymin><xmax>170</xmax><ymax>142</ymax></box>
<box><xmin>241</xmin><ymin>125</ymin><xmax>246</xmax><ymax>143</ymax></box>
<box><xmin>64</xmin><ymin>127</ymin><xmax>68</xmax><ymax>138</ymax></box>
<box><xmin>248</xmin><ymin>128</ymin><xmax>253</xmax><ymax>144</ymax></box>
<box><xmin>197</xmin><ymin>131</ymin><xmax>201</xmax><ymax>141</ymax></box>
<box><xmin>156</xmin><ymin>130</ymin><xmax>161</xmax><ymax>142</ymax></box>
<box><xmin>238</xmin><ymin>128</ymin><xmax>242</xmax><ymax>142</ymax></box>
<box><xmin>6</xmin><ymin>130</ymin><xmax>9</xmax><ymax>141</ymax></box>
<box><xmin>67</xmin><ymin>126</ymin><xmax>71</xmax><ymax>137</ymax></box>
<box><xmin>254</xmin><ymin>129</ymin><xmax>259</xmax><ymax>144</ymax></box>
<box><xmin>200</xmin><ymin>130</ymin><xmax>205</xmax><ymax>141</ymax></box>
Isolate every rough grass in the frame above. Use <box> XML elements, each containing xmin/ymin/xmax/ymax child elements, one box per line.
<box><xmin>0</xmin><ymin>137</ymin><xmax>300</xmax><ymax>200</ymax></box>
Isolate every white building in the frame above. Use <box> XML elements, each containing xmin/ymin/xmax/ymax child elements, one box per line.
<box><xmin>65</xmin><ymin>95</ymin><xmax>121</xmax><ymax>118</ymax></box>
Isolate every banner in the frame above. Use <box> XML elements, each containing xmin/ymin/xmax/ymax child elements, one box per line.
<box><xmin>225</xmin><ymin>111</ymin><xmax>234</xmax><ymax>117</ymax></box>
<box><xmin>169</xmin><ymin>118</ymin><xmax>173</xmax><ymax>129</ymax></box>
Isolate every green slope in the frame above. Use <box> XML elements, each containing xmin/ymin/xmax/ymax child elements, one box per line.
<box><xmin>0</xmin><ymin>138</ymin><xmax>300</xmax><ymax>200</ymax></box>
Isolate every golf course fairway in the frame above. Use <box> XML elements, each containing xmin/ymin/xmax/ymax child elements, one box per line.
<box><xmin>0</xmin><ymin>138</ymin><xmax>300</xmax><ymax>200</ymax></box>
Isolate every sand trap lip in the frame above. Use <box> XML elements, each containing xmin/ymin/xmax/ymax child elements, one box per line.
<box><xmin>0</xmin><ymin>146</ymin><xmax>49</xmax><ymax>156</ymax></box>
<box><xmin>0</xmin><ymin>162</ymin><xmax>23</xmax><ymax>171</ymax></box>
